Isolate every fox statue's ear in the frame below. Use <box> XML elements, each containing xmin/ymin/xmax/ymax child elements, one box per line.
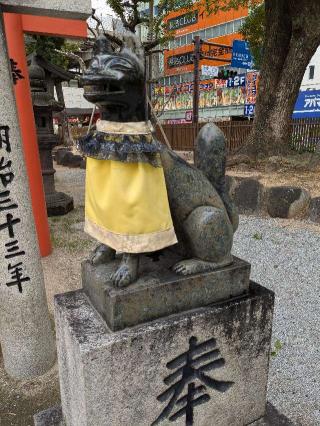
<box><xmin>93</xmin><ymin>35</ymin><xmax>113</xmax><ymax>55</ymax></box>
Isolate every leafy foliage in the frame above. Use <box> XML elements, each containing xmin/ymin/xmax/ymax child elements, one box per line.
<box><xmin>252</xmin><ymin>232</ymin><xmax>263</xmax><ymax>240</ymax></box>
<box><xmin>25</xmin><ymin>36</ymin><xmax>81</xmax><ymax>69</ymax></box>
<box><xmin>271</xmin><ymin>339</ymin><xmax>283</xmax><ymax>357</ymax></box>
<box><xmin>105</xmin><ymin>0</ymin><xmax>194</xmax><ymax>44</ymax></box>
<box><xmin>202</xmin><ymin>0</ymin><xmax>260</xmax><ymax>14</ymax></box>
<box><xmin>240</xmin><ymin>3</ymin><xmax>265</xmax><ymax>69</ymax></box>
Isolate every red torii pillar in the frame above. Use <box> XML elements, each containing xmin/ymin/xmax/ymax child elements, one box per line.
<box><xmin>4</xmin><ymin>13</ymin><xmax>87</xmax><ymax>256</ymax></box>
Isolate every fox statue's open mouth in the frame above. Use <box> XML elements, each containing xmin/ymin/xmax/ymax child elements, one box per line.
<box><xmin>83</xmin><ymin>82</ymin><xmax>125</xmax><ymax>100</ymax></box>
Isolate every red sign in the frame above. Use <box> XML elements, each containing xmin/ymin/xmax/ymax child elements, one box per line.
<box><xmin>245</xmin><ymin>71</ymin><xmax>259</xmax><ymax>104</ymax></box>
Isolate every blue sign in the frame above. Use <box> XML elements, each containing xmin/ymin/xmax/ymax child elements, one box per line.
<box><xmin>231</xmin><ymin>40</ymin><xmax>253</xmax><ymax>69</ymax></box>
<box><xmin>226</xmin><ymin>74</ymin><xmax>246</xmax><ymax>88</ymax></box>
<box><xmin>244</xmin><ymin>104</ymin><xmax>255</xmax><ymax>116</ymax></box>
<box><xmin>293</xmin><ymin>90</ymin><xmax>320</xmax><ymax>118</ymax></box>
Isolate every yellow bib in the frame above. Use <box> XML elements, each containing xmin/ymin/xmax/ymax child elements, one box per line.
<box><xmin>83</xmin><ymin>120</ymin><xmax>177</xmax><ymax>253</ymax></box>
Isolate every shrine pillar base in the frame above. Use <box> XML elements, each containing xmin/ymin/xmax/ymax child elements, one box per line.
<box><xmin>44</xmin><ymin>280</ymin><xmax>274</xmax><ymax>426</ymax></box>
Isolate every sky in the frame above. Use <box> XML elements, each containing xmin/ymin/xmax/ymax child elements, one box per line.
<box><xmin>91</xmin><ymin>0</ymin><xmax>114</xmax><ymax>17</ymax></box>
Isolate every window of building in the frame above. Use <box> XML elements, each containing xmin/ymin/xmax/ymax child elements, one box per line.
<box><xmin>211</xmin><ymin>26</ymin><xmax>219</xmax><ymax>38</ymax></box>
<box><xmin>220</xmin><ymin>23</ymin><xmax>227</xmax><ymax>36</ymax></box>
<box><xmin>168</xmin><ymin>17</ymin><xmax>246</xmax><ymax>54</ymax></box>
<box><xmin>199</xmin><ymin>29</ymin><xmax>205</xmax><ymax>39</ymax></box>
<box><xmin>227</xmin><ymin>21</ymin><xmax>234</xmax><ymax>34</ymax></box>
<box><xmin>181</xmin><ymin>72</ymin><xmax>192</xmax><ymax>82</ymax></box>
<box><xmin>205</xmin><ymin>27</ymin><xmax>211</xmax><ymax>39</ymax></box>
<box><xmin>233</xmin><ymin>19</ymin><xmax>242</xmax><ymax>32</ymax></box>
<box><xmin>309</xmin><ymin>65</ymin><xmax>315</xmax><ymax>79</ymax></box>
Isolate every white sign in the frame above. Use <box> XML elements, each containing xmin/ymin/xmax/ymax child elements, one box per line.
<box><xmin>201</xmin><ymin>65</ymin><xmax>219</xmax><ymax>77</ymax></box>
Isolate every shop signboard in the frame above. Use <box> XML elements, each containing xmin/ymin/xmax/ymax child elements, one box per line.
<box><xmin>201</xmin><ymin>65</ymin><xmax>219</xmax><ymax>77</ymax></box>
<box><xmin>153</xmin><ymin>78</ymin><xmax>246</xmax><ymax>112</ymax></box>
<box><xmin>231</xmin><ymin>40</ymin><xmax>253</xmax><ymax>69</ymax></box>
<box><xmin>167</xmin><ymin>51</ymin><xmax>194</xmax><ymax>69</ymax></box>
<box><xmin>293</xmin><ymin>90</ymin><xmax>320</xmax><ymax>118</ymax></box>
<box><xmin>226</xmin><ymin>74</ymin><xmax>246</xmax><ymax>87</ymax></box>
<box><xmin>167</xmin><ymin>10</ymin><xmax>198</xmax><ymax>32</ymax></box>
<box><xmin>244</xmin><ymin>71</ymin><xmax>259</xmax><ymax>116</ymax></box>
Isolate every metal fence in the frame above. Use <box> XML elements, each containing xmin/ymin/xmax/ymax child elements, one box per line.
<box><xmin>155</xmin><ymin>118</ymin><xmax>320</xmax><ymax>154</ymax></box>
<box><xmin>290</xmin><ymin>118</ymin><xmax>320</xmax><ymax>152</ymax></box>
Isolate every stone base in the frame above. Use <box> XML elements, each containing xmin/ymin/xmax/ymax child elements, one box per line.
<box><xmin>34</xmin><ymin>402</ymin><xmax>293</xmax><ymax>426</ymax></box>
<box><xmin>34</xmin><ymin>406</ymin><xmax>65</xmax><ymax>426</ymax></box>
<box><xmin>46</xmin><ymin>191</ymin><xmax>74</xmax><ymax>216</ymax></box>
<box><xmin>54</xmin><ymin>282</ymin><xmax>274</xmax><ymax>426</ymax></box>
<box><xmin>82</xmin><ymin>254</ymin><xmax>251</xmax><ymax>331</ymax></box>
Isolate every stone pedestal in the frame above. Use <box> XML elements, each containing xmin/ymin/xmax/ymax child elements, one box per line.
<box><xmin>55</xmin><ymin>283</ymin><xmax>273</xmax><ymax>426</ymax></box>
<box><xmin>34</xmin><ymin>406</ymin><xmax>65</xmax><ymax>426</ymax></box>
<box><xmin>51</xmin><ymin>277</ymin><xmax>273</xmax><ymax>425</ymax></box>
<box><xmin>35</xmin><ymin>254</ymin><xmax>274</xmax><ymax>426</ymax></box>
<box><xmin>82</xmin><ymin>254</ymin><xmax>251</xmax><ymax>331</ymax></box>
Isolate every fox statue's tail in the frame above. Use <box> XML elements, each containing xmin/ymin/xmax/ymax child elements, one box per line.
<box><xmin>195</xmin><ymin>123</ymin><xmax>239</xmax><ymax>232</ymax></box>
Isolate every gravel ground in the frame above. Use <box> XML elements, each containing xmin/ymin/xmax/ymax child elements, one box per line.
<box><xmin>232</xmin><ymin>216</ymin><xmax>320</xmax><ymax>426</ymax></box>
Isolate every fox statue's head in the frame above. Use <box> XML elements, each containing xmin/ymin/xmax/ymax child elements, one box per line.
<box><xmin>82</xmin><ymin>34</ymin><xmax>146</xmax><ymax>122</ymax></box>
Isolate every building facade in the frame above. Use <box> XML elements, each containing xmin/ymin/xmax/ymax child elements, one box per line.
<box><xmin>300</xmin><ymin>45</ymin><xmax>320</xmax><ymax>91</ymax></box>
<box><xmin>153</xmin><ymin>2</ymin><xmax>249</xmax><ymax>122</ymax></box>
<box><xmin>293</xmin><ymin>46</ymin><xmax>320</xmax><ymax>119</ymax></box>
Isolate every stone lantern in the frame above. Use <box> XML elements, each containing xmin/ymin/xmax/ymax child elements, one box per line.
<box><xmin>29</xmin><ymin>56</ymin><xmax>74</xmax><ymax>216</ymax></box>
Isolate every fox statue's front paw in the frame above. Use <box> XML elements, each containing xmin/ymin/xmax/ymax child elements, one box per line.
<box><xmin>111</xmin><ymin>253</ymin><xmax>139</xmax><ymax>288</ymax></box>
<box><xmin>173</xmin><ymin>256</ymin><xmax>233</xmax><ymax>276</ymax></box>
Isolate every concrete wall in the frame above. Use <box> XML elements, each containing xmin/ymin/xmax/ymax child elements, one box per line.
<box><xmin>61</xmin><ymin>86</ymin><xmax>95</xmax><ymax>112</ymax></box>
<box><xmin>300</xmin><ymin>45</ymin><xmax>320</xmax><ymax>91</ymax></box>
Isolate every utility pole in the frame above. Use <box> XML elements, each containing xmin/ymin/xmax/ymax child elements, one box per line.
<box><xmin>192</xmin><ymin>36</ymin><xmax>201</xmax><ymax>126</ymax></box>
<box><xmin>147</xmin><ymin>0</ymin><xmax>154</xmax><ymax>110</ymax></box>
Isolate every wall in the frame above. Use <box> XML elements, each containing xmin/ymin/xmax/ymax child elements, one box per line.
<box><xmin>164</xmin><ymin>2</ymin><xmax>248</xmax><ymax>75</ymax></box>
<box><xmin>300</xmin><ymin>45</ymin><xmax>320</xmax><ymax>91</ymax></box>
<box><xmin>61</xmin><ymin>86</ymin><xmax>95</xmax><ymax>112</ymax></box>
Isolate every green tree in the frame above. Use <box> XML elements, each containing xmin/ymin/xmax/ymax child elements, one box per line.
<box><xmin>108</xmin><ymin>0</ymin><xmax>320</xmax><ymax>157</ymax></box>
<box><xmin>106</xmin><ymin>0</ymin><xmax>194</xmax><ymax>47</ymax></box>
<box><xmin>195</xmin><ymin>0</ymin><xmax>320</xmax><ymax>156</ymax></box>
<box><xmin>239</xmin><ymin>3</ymin><xmax>265</xmax><ymax>69</ymax></box>
<box><xmin>25</xmin><ymin>36</ymin><xmax>81</xmax><ymax>69</ymax></box>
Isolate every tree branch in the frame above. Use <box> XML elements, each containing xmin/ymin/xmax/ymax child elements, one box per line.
<box><xmin>54</xmin><ymin>49</ymin><xmax>87</xmax><ymax>73</ymax></box>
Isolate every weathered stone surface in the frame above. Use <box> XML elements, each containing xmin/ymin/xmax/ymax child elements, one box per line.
<box><xmin>55</xmin><ymin>282</ymin><xmax>274</xmax><ymax>426</ymax></box>
<box><xmin>225</xmin><ymin>175</ymin><xmax>235</xmax><ymax>194</ymax></box>
<box><xmin>34</xmin><ymin>406</ymin><xmax>65</xmax><ymax>426</ymax></box>
<box><xmin>252</xmin><ymin>402</ymin><xmax>295</xmax><ymax>425</ymax></box>
<box><xmin>35</xmin><ymin>402</ymin><xmax>293</xmax><ymax>426</ymax></box>
<box><xmin>233</xmin><ymin>178</ymin><xmax>263</xmax><ymax>213</ymax></box>
<box><xmin>82</xmin><ymin>254</ymin><xmax>251</xmax><ymax>331</ymax></box>
<box><xmin>59</xmin><ymin>152</ymin><xmax>83</xmax><ymax>168</ymax></box>
<box><xmin>161</xmin><ymin>146</ymin><xmax>237</xmax><ymax>262</ymax></box>
<box><xmin>0</xmin><ymin>14</ymin><xmax>55</xmax><ymax>379</ymax></box>
<box><xmin>1</xmin><ymin>0</ymin><xmax>91</xmax><ymax>20</ymax></box>
<box><xmin>54</xmin><ymin>148</ymin><xmax>71</xmax><ymax>165</ymax></box>
<box><xmin>226</xmin><ymin>154</ymin><xmax>251</xmax><ymax>167</ymax></box>
<box><xmin>309</xmin><ymin>197</ymin><xmax>320</xmax><ymax>223</ymax></box>
<box><xmin>46</xmin><ymin>191</ymin><xmax>74</xmax><ymax>216</ymax></box>
<box><xmin>267</xmin><ymin>186</ymin><xmax>310</xmax><ymax>219</ymax></box>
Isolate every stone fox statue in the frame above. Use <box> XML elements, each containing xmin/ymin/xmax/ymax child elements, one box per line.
<box><xmin>78</xmin><ymin>34</ymin><xmax>238</xmax><ymax>287</ymax></box>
